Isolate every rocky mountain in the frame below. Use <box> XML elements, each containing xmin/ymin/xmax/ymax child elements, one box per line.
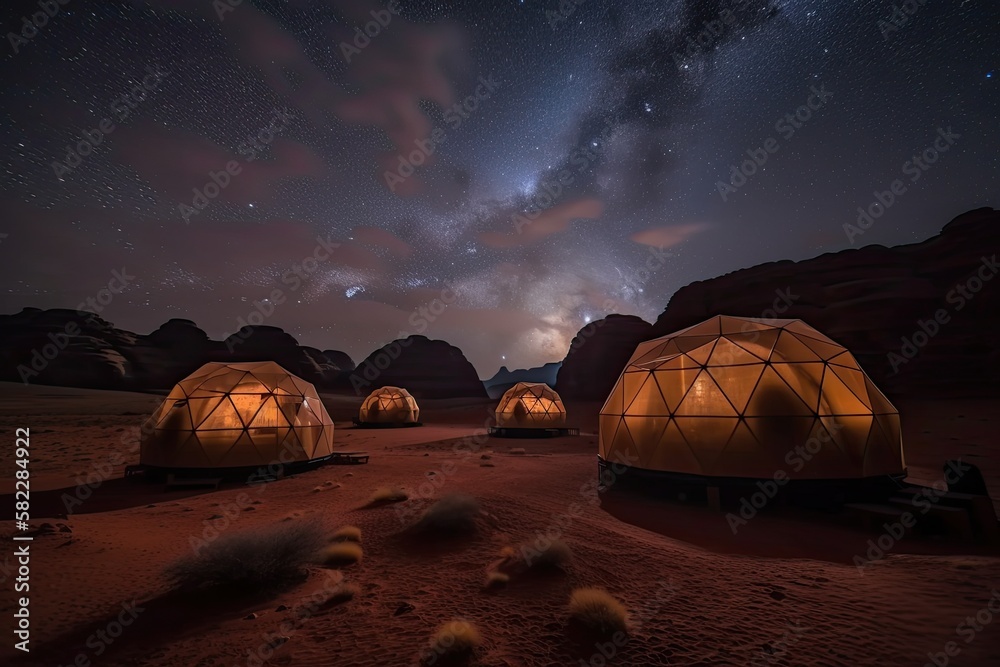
<box><xmin>649</xmin><ymin>207</ymin><xmax>1000</xmax><ymax>396</ymax></box>
<box><xmin>348</xmin><ymin>335</ymin><xmax>488</xmax><ymax>399</ymax></box>
<box><xmin>556</xmin><ymin>314</ymin><xmax>653</xmax><ymax>401</ymax></box>
<box><xmin>0</xmin><ymin>309</ymin><xmax>354</xmax><ymax>393</ymax></box>
<box><xmin>483</xmin><ymin>362</ymin><xmax>562</xmax><ymax>399</ymax></box>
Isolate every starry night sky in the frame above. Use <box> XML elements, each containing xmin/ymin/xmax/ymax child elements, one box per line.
<box><xmin>1</xmin><ymin>0</ymin><xmax>997</xmax><ymax>377</ymax></box>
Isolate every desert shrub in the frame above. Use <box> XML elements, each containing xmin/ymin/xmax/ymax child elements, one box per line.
<box><xmin>319</xmin><ymin>541</ymin><xmax>363</xmax><ymax>567</ymax></box>
<box><xmin>423</xmin><ymin>619</ymin><xmax>482</xmax><ymax>663</ymax></box>
<box><xmin>484</xmin><ymin>571</ymin><xmax>509</xmax><ymax>589</ymax></box>
<box><xmin>322</xmin><ymin>582</ymin><xmax>360</xmax><ymax>605</ymax></box>
<box><xmin>166</xmin><ymin>520</ymin><xmax>325</xmax><ymax>592</ymax></box>
<box><xmin>524</xmin><ymin>539</ymin><xmax>572</xmax><ymax>571</ymax></box>
<box><xmin>331</xmin><ymin>525</ymin><xmax>362</xmax><ymax>543</ymax></box>
<box><xmin>408</xmin><ymin>494</ymin><xmax>481</xmax><ymax>536</ymax></box>
<box><xmin>369</xmin><ymin>487</ymin><xmax>409</xmax><ymax>505</ymax></box>
<box><xmin>567</xmin><ymin>587</ymin><xmax>629</xmax><ymax>635</ymax></box>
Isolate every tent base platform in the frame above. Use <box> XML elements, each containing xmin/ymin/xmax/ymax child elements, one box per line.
<box><xmin>597</xmin><ymin>457</ymin><xmax>908</xmax><ymax>510</ymax></box>
<box><xmin>488</xmin><ymin>426</ymin><xmax>580</xmax><ymax>438</ymax></box>
<box><xmin>352</xmin><ymin>421</ymin><xmax>423</xmax><ymax>428</ymax></box>
<box><xmin>328</xmin><ymin>451</ymin><xmax>370</xmax><ymax>464</ymax></box>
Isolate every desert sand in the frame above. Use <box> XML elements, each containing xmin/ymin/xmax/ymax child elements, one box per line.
<box><xmin>1</xmin><ymin>382</ymin><xmax>999</xmax><ymax>666</ymax></box>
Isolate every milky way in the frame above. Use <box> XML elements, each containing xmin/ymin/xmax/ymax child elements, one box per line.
<box><xmin>1</xmin><ymin>0</ymin><xmax>997</xmax><ymax>376</ymax></box>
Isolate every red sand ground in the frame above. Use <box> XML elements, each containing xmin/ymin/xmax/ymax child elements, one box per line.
<box><xmin>0</xmin><ymin>382</ymin><xmax>998</xmax><ymax>666</ymax></box>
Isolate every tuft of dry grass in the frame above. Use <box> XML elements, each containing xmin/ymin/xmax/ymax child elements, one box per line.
<box><xmin>369</xmin><ymin>487</ymin><xmax>409</xmax><ymax>505</ymax></box>
<box><xmin>165</xmin><ymin>520</ymin><xmax>325</xmax><ymax>592</ymax></box>
<box><xmin>525</xmin><ymin>539</ymin><xmax>573</xmax><ymax>571</ymax></box>
<box><xmin>423</xmin><ymin>619</ymin><xmax>482</xmax><ymax>663</ymax></box>
<box><xmin>509</xmin><ymin>448</ymin><xmax>526</xmax><ymax>455</ymax></box>
<box><xmin>322</xmin><ymin>582</ymin><xmax>360</xmax><ymax>606</ymax></box>
<box><xmin>408</xmin><ymin>494</ymin><xmax>481</xmax><ymax>536</ymax></box>
<box><xmin>319</xmin><ymin>541</ymin><xmax>363</xmax><ymax>568</ymax></box>
<box><xmin>331</xmin><ymin>525</ymin><xmax>362</xmax><ymax>543</ymax></box>
<box><xmin>484</xmin><ymin>571</ymin><xmax>509</xmax><ymax>589</ymax></box>
<box><xmin>567</xmin><ymin>587</ymin><xmax>629</xmax><ymax>635</ymax></box>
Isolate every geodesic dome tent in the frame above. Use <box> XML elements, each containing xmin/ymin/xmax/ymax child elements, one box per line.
<box><xmin>599</xmin><ymin>316</ymin><xmax>904</xmax><ymax>481</ymax></box>
<box><xmin>358</xmin><ymin>386</ymin><xmax>420</xmax><ymax>425</ymax></box>
<box><xmin>140</xmin><ymin>361</ymin><xmax>335</xmax><ymax>470</ymax></box>
<box><xmin>495</xmin><ymin>382</ymin><xmax>567</xmax><ymax>428</ymax></box>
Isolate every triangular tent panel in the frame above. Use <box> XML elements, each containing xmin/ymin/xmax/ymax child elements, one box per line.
<box><xmin>358</xmin><ymin>386</ymin><xmax>420</xmax><ymax>425</ymax></box>
<box><xmin>495</xmin><ymin>382</ymin><xmax>567</xmax><ymax>428</ymax></box>
<box><xmin>603</xmin><ymin>316</ymin><xmax>904</xmax><ymax>480</ymax></box>
<box><xmin>141</xmin><ymin>361</ymin><xmax>335</xmax><ymax>469</ymax></box>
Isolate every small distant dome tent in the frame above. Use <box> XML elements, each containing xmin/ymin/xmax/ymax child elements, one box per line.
<box><xmin>140</xmin><ymin>361</ymin><xmax>335</xmax><ymax>473</ymax></box>
<box><xmin>357</xmin><ymin>386</ymin><xmax>420</xmax><ymax>426</ymax></box>
<box><xmin>599</xmin><ymin>316</ymin><xmax>904</xmax><ymax>495</ymax></box>
<box><xmin>491</xmin><ymin>382</ymin><xmax>574</xmax><ymax>437</ymax></box>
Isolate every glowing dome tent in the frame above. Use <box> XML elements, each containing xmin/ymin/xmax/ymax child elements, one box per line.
<box><xmin>357</xmin><ymin>386</ymin><xmax>420</xmax><ymax>426</ymax></box>
<box><xmin>600</xmin><ymin>316</ymin><xmax>904</xmax><ymax>482</ymax></box>
<box><xmin>140</xmin><ymin>361</ymin><xmax>335</xmax><ymax>471</ymax></box>
<box><xmin>495</xmin><ymin>382</ymin><xmax>567</xmax><ymax>429</ymax></box>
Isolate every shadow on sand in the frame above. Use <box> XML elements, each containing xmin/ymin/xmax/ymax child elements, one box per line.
<box><xmin>598</xmin><ymin>487</ymin><xmax>998</xmax><ymax>563</ymax></box>
<box><xmin>23</xmin><ymin>582</ymin><xmax>295</xmax><ymax>667</ymax></box>
<box><xmin>1</xmin><ymin>476</ymin><xmax>228</xmax><ymax>520</ymax></box>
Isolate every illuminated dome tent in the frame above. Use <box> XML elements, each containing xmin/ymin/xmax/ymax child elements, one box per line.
<box><xmin>599</xmin><ymin>316</ymin><xmax>904</xmax><ymax>502</ymax></box>
<box><xmin>140</xmin><ymin>361</ymin><xmax>335</xmax><ymax>475</ymax></box>
<box><xmin>356</xmin><ymin>386</ymin><xmax>421</xmax><ymax>427</ymax></box>
<box><xmin>490</xmin><ymin>382</ymin><xmax>576</xmax><ymax>437</ymax></box>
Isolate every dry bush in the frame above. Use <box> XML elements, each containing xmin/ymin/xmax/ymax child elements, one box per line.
<box><xmin>567</xmin><ymin>587</ymin><xmax>629</xmax><ymax>635</ymax></box>
<box><xmin>484</xmin><ymin>571</ymin><xmax>509</xmax><ymax>589</ymax></box>
<box><xmin>369</xmin><ymin>487</ymin><xmax>409</xmax><ymax>505</ymax></box>
<box><xmin>408</xmin><ymin>494</ymin><xmax>480</xmax><ymax>536</ymax></box>
<box><xmin>423</xmin><ymin>619</ymin><xmax>482</xmax><ymax>663</ymax></box>
<box><xmin>525</xmin><ymin>539</ymin><xmax>573</xmax><ymax>571</ymax></box>
<box><xmin>165</xmin><ymin>520</ymin><xmax>325</xmax><ymax>592</ymax></box>
<box><xmin>331</xmin><ymin>525</ymin><xmax>362</xmax><ymax>543</ymax></box>
<box><xmin>319</xmin><ymin>541</ymin><xmax>363</xmax><ymax>567</ymax></box>
<box><xmin>322</xmin><ymin>582</ymin><xmax>360</xmax><ymax>606</ymax></box>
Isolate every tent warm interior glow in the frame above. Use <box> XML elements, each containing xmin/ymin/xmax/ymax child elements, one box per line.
<box><xmin>141</xmin><ymin>361</ymin><xmax>335</xmax><ymax>469</ymax></box>
<box><xmin>358</xmin><ymin>386</ymin><xmax>420</xmax><ymax>424</ymax></box>
<box><xmin>495</xmin><ymin>382</ymin><xmax>567</xmax><ymax>428</ymax></box>
<box><xmin>599</xmin><ymin>316</ymin><xmax>904</xmax><ymax>480</ymax></box>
